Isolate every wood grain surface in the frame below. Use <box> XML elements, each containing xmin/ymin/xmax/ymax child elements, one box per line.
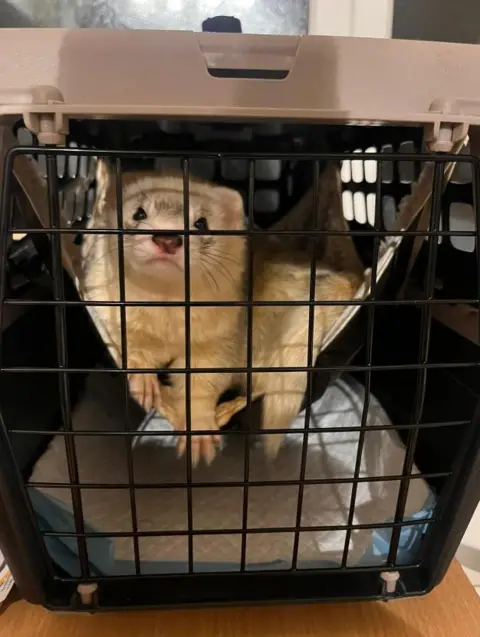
<box><xmin>1</xmin><ymin>562</ymin><xmax>479</xmax><ymax>637</ymax></box>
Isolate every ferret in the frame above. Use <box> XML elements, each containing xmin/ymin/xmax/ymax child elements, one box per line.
<box><xmin>82</xmin><ymin>162</ymin><xmax>362</xmax><ymax>465</ymax></box>
<box><xmin>81</xmin><ymin>160</ymin><xmax>246</xmax><ymax>466</ymax></box>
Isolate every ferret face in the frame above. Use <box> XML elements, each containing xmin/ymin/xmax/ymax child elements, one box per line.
<box><xmin>99</xmin><ymin>169</ymin><xmax>246</xmax><ymax>286</ymax></box>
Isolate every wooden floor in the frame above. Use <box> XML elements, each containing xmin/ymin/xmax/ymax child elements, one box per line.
<box><xmin>1</xmin><ymin>562</ymin><xmax>480</xmax><ymax>637</ymax></box>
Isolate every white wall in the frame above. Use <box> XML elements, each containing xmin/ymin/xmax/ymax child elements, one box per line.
<box><xmin>308</xmin><ymin>0</ymin><xmax>394</xmax><ymax>38</ymax></box>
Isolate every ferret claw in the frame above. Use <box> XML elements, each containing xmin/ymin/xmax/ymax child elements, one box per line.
<box><xmin>128</xmin><ymin>373</ymin><xmax>160</xmax><ymax>412</ymax></box>
<box><xmin>176</xmin><ymin>436</ymin><xmax>186</xmax><ymax>459</ymax></box>
<box><xmin>263</xmin><ymin>433</ymin><xmax>284</xmax><ymax>461</ymax></box>
<box><xmin>176</xmin><ymin>432</ymin><xmax>221</xmax><ymax>467</ymax></box>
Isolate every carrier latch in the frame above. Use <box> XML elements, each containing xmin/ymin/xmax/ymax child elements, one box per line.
<box><xmin>22</xmin><ymin>86</ymin><xmax>68</xmax><ymax>146</ymax></box>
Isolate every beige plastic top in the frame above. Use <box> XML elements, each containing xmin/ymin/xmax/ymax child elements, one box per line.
<box><xmin>1</xmin><ymin>30</ymin><xmax>480</xmax><ymax>126</ymax></box>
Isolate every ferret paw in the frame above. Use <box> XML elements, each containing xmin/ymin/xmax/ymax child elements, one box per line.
<box><xmin>215</xmin><ymin>396</ymin><xmax>247</xmax><ymax>427</ymax></box>
<box><xmin>176</xmin><ymin>428</ymin><xmax>222</xmax><ymax>467</ymax></box>
<box><xmin>215</xmin><ymin>392</ymin><xmax>263</xmax><ymax>427</ymax></box>
<box><xmin>128</xmin><ymin>372</ymin><xmax>160</xmax><ymax>412</ymax></box>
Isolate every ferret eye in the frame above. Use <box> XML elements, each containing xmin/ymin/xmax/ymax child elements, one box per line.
<box><xmin>194</xmin><ymin>217</ymin><xmax>209</xmax><ymax>232</ymax></box>
<box><xmin>133</xmin><ymin>207</ymin><xmax>147</xmax><ymax>222</ymax></box>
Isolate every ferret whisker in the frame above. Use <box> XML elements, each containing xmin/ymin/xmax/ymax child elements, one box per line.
<box><xmin>203</xmin><ymin>244</ymin><xmax>241</xmax><ymax>258</ymax></box>
<box><xmin>205</xmin><ymin>253</ymin><xmax>242</xmax><ymax>269</ymax></box>
<box><xmin>80</xmin><ymin>234</ymin><xmax>105</xmax><ymax>263</ymax></box>
<box><xmin>201</xmin><ymin>254</ymin><xmax>238</xmax><ymax>289</ymax></box>
<box><xmin>201</xmin><ymin>249</ymin><xmax>236</xmax><ymax>272</ymax></box>
<box><xmin>200</xmin><ymin>262</ymin><xmax>220</xmax><ymax>293</ymax></box>
<box><xmin>199</xmin><ymin>256</ymin><xmax>223</xmax><ymax>293</ymax></box>
<box><xmin>82</xmin><ymin>244</ymin><xmax>121</xmax><ymax>269</ymax></box>
<box><xmin>200</xmin><ymin>255</ymin><xmax>232</xmax><ymax>286</ymax></box>
<box><xmin>203</xmin><ymin>247</ymin><xmax>242</xmax><ymax>267</ymax></box>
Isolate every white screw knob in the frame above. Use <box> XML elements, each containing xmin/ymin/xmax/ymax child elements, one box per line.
<box><xmin>380</xmin><ymin>571</ymin><xmax>400</xmax><ymax>594</ymax></box>
<box><xmin>77</xmin><ymin>583</ymin><xmax>98</xmax><ymax>606</ymax></box>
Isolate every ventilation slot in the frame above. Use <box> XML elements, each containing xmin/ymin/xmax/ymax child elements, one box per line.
<box><xmin>451</xmin><ymin>144</ymin><xmax>473</xmax><ymax>184</ymax></box>
<box><xmin>353</xmin><ymin>192</ymin><xmax>367</xmax><ymax>225</ymax></box>
<box><xmin>342</xmin><ymin>190</ymin><xmax>354</xmax><ymax>222</ymax></box>
<box><xmin>381</xmin><ymin>144</ymin><xmax>393</xmax><ymax>184</ymax></box>
<box><xmin>398</xmin><ymin>141</ymin><xmax>415</xmax><ymax>184</ymax></box>
<box><xmin>449</xmin><ymin>203</ymin><xmax>476</xmax><ymax>253</ymax></box>
<box><xmin>364</xmin><ymin>147</ymin><xmax>377</xmax><ymax>184</ymax></box>
<box><xmin>351</xmin><ymin>149</ymin><xmax>364</xmax><ymax>184</ymax></box>
<box><xmin>382</xmin><ymin>195</ymin><xmax>397</xmax><ymax>230</ymax></box>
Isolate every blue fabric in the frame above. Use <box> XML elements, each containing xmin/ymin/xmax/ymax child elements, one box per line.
<box><xmin>28</xmin><ymin>489</ymin><xmax>114</xmax><ymax>577</ymax></box>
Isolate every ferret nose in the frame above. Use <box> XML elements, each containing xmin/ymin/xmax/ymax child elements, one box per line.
<box><xmin>151</xmin><ymin>233</ymin><xmax>183</xmax><ymax>255</ymax></box>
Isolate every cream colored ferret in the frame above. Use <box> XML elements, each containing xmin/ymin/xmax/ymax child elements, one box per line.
<box><xmin>81</xmin><ymin>160</ymin><xmax>246</xmax><ymax>465</ymax></box>
<box><xmin>82</xmin><ymin>161</ymin><xmax>361</xmax><ymax>465</ymax></box>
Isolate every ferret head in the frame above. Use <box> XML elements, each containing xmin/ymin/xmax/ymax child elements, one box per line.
<box><xmin>94</xmin><ymin>160</ymin><xmax>246</xmax><ymax>292</ymax></box>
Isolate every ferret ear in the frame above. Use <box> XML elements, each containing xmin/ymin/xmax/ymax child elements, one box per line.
<box><xmin>214</xmin><ymin>186</ymin><xmax>245</xmax><ymax>229</ymax></box>
<box><xmin>94</xmin><ymin>158</ymin><xmax>112</xmax><ymax>214</ymax></box>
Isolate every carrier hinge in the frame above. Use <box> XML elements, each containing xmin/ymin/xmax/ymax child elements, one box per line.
<box><xmin>22</xmin><ymin>86</ymin><xmax>69</xmax><ymax>146</ymax></box>
<box><xmin>425</xmin><ymin>100</ymin><xmax>469</xmax><ymax>152</ymax></box>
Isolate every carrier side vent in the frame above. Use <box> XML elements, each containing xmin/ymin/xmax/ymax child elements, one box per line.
<box><xmin>340</xmin><ymin>141</ymin><xmax>475</xmax><ymax>254</ymax></box>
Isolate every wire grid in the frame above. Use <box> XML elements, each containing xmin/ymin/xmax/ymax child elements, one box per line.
<box><xmin>0</xmin><ymin>144</ymin><xmax>479</xmax><ymax>587</ymax></box>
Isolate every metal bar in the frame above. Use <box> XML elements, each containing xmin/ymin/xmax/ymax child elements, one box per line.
<box><xmin>387</xmin><ymin>161</ymin><xmax>444</xmax><ymax>565</ymax></box>
<box><xmin>5</xmin><ymin>297</ymin><xmax>478</xmax><ymax>308</ymax></box>
<box><xmin>240</xmin><ymin>160</ymin><xmax>255</xmax><ymax>571</ymax></box>
<box><xmin>2</xmin><ymin>361</ymin><xmax>479</xmax><ymax>374</ymax></box>
<box><xmin>114</xmin><ymin>158</ymin><xmax>141</xmax><ymax>575</ymax></box>
<box><xmin>7</xmin><ymin>144</ymin><xmax>472</xmax><ymax>162</ymax></box>
<box><xmin>182</xmin><ymin>159</ymin><xmax>194</xmax><ymax>573</ymax></box>
<box><xmin>292</xmin><ymin>160</ymin><xmax>320</xmax><ymax>570</ymax></box>
<box><xmin>10</xmin><ymin>227</ymin><xmax>476</xmax><ymax>237</ymax></box>
<box><xmin>46</xmin><ymin>153</ymin><xmax>89</xmax><ymax>578</ymax></box>
<box><xmin>341</xmin><ymin>160</ymin><xmax>383</xmax><ymax>567</ymax></box>
<box><xmin>10</xmin><ymin>420</ymin><xmax>469</xmax><ymax>437</ymax></box>
<box><xmin>475</xmin><ymin>160</ymin><xmax>480</xmax><ymax>356</ymax></box>
<box><xmin>40</xmin><ymin>516</ymin><xmax>433</xmax><ymax>538</ymax></box>
<box><xmin>0</xmin><ymin>149</ymin><xmax>16</xmax><ymax>367</ymax></box>
<box><xmin>27</xmin><ymin>471</ymin><xmax>451</xmax><ymax>490</ymax></box>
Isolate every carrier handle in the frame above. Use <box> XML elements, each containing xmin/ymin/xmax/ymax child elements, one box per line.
<box><xmin>196</xmin><ymin>33</ymin><xmax>299</xmax><ymax>79</ymax></box>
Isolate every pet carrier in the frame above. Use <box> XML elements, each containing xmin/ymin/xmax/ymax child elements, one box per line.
<box><xmin>1</xmin><ymin>29</ymin><xmax>480</xmax><ymax>611</ymax></box>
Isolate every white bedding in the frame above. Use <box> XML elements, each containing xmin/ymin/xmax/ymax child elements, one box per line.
<box><xmin>30</xmin><ymin>372</ymin><xmax>432</xmax><ymax>574</ymax></box>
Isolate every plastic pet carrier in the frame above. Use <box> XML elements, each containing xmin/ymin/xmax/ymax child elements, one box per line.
<box><xmin>1</xmin><ymin>29</ymin><xmax>480</xmax><ymax>611</ymax></box>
